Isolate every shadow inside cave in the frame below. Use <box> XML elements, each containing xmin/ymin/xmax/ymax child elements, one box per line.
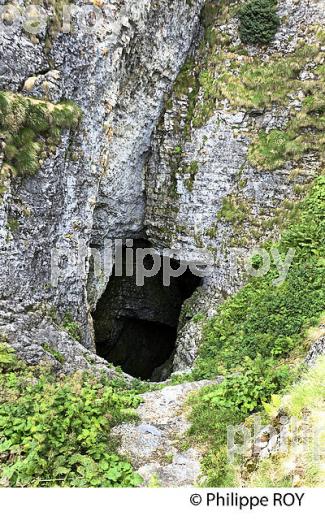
<box><xmin>92</xmin><ymin>240</ymin><xmax>201</xmax><ymax>381</ymax></box>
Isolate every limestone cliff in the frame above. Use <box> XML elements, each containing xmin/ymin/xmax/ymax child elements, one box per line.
<box><xmin>0</xmin><ymin>0</ymin><xmax>324</xmax><ymax>380</ymax></box>
<box><xmin>0</xmin><ymin>0</ymin><xmax>204</xmax><ymax>373</ymax></box>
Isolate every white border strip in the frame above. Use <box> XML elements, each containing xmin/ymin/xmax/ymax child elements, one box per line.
<box><xmin>0</xmin><ymin>488</ymin><xmax>323</xmax><ymax>520</ymax></box>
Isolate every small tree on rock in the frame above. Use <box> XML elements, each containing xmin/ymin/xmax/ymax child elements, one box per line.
<box><xmin>239</xmin><ymin>0</ymin><xmax>280</xmax><ymax>45</ymax></box>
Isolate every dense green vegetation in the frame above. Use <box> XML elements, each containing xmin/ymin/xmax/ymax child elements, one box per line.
<box><xmin>238</xmin><ymin>0</ymin><xmax>280</xmax><ymax>45</ymax></box>
<box><xmin>0</xmin><ymin>91</ymin><xmax>81</xmax><ymax>177</ymax></box>
<box><xmin>188</xmin><ymin>175</ymin><xmax>325</xmax><ymax>485</ymax></box>
<box><xmin>247</xmin><ymin>353</ymin><xmax>325</xmax><ymax>487</ymax></box>
<box><xmin>0</xmin><ymin>343</ymin><xmax>142</xmax><ymax>487</ymax></box>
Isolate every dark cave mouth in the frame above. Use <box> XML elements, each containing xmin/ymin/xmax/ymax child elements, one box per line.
<box><xmin>96</xmin><ymin>318</ymin><xmax>177</xmax><ymax>381</ymax></box>
<box><xmin>92</xmin><ymin>243</ymin><xmax>202</xmax><ymax>381</ymax></box>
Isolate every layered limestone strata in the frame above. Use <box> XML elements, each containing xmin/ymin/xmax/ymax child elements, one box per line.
<box><xmin>0</xmin><ymin>0</ymin><xmax>324</xmax><ymax>378</ymax></box>
<box><xmin>0</xmin><ymin>0</ymin><xmax>204</xmax><ymax>372</ymax></box>
<box><xmin>145</xmin><ymin>0</ymin><xmax>325</xmax><ymax>372</ymax></box>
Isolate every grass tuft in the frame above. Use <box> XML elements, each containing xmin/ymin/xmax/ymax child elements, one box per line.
<box><xmin>0</xmin><ymin>92</ymin><xmax>81</xmax><ymax>178</ymax></box>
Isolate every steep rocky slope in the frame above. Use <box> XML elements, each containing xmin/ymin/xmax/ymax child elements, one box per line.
<box><xmin>0</xmin><ymin>0</ymin><xmax>323</xmax><ymax>373</ymax></box>
<box><xmin>146</xmin><ymin>0</ymin><xmax>325</xmax><ymax>372</ymax></box>
<box><xmin>0</xmin><ymin>0</ymin><xmax>204</xmax><ymax>371</ymax></box>
<box><xmin>1</xmin><ymin>0</ymin><xmax>323</xmax><ymax>378</ymax></box>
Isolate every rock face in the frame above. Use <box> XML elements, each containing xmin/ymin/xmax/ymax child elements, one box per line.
<box><xmin>305</xmin><ymin>326</ymin><xmax>325</xmax><ymax>366</ymax></box>
<box><xmin>145</xmin><ymin>0</ymin><xmax>325</xmax><ymax>372</ymax></box>
<box><xmin>0</xmin><ymin>0</ymin><xmax>204</xmax><ymax>372</ymax></box>
<box><xmin>0</xmin><ymin>0</ymin><xmax>324</xmax><ymax>379</ymax></box>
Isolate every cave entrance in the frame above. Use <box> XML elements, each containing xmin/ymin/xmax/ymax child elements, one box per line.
<box><xmin>92</xmin><ymin>240</ymin><xmax>201</xmax><ymax>381</ymax></box>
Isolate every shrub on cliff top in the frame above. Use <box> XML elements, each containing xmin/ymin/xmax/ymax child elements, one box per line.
<box><xmin>239</xmin><ymin>0</ymin><xmax>280</xmax><ymax>45</ymax></box>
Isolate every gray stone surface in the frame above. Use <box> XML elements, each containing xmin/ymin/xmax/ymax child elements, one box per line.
<box><xmin>305</xmin><ymin>328</ymin><xmax>325</xmax><ymax>366</ymax></box>
<box><xmin>0</xmin><ymin>0</ymin><xmax>204</xmax><ymax>372</ymax></box>
<box><xmin>111</xmin><ymin>379</ymin><xmax>220</xmax><ymax>486</ymax></box>
<box><xmin>145</xmin><ymin>0</ymin><xmax>325</xmax><ymax>372</ymax></box>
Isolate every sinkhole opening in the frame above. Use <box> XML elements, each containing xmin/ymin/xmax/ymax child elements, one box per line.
<box><xmin>92</xmin><ymin>240</ymin><xmax>202</xmax><ymax>381</ymax></box>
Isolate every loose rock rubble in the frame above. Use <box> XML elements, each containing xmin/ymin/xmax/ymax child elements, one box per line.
<box><xmin>112</xmin><ymin>379</ymin><xmax>222</xmax><ymax>486</ymax></box>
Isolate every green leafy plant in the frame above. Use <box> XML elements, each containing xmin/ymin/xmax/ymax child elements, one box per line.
<box><xmin>42</xmin><ymin>343</ymin><xmax>65</xmax><ymax>364</ymax></box>
<box><xmin>0</xmin><ymin>348</ymin><xmax>142</xmax><ymax>487</ymax></box>
<box><xmin>202</xmin><ymin>356</ymin><xmax>291</xmax><ymax>414</ymax></box>
<box><xmin>188</xmin><ymin>356</ymin><xmax>293</xmax><ymax>486</ymax></box>
<box><xmin>0</xmin><ymin>343</ymin><xmax>16</xmax><ymax>368</ymax></box>
<box><xmin>188</xmin><ymin>175</ymin><xmax>325</xmax><ymax>486</ymax></box>
<box><xmin>62</xmin><ymin>312</ymin><xmax>81</xmax><ymax>342</ymax></box>
<box><xmin>238</xmin><ymin>0</ymin><xmax>280</xmax><ymax>45</ymax></box>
